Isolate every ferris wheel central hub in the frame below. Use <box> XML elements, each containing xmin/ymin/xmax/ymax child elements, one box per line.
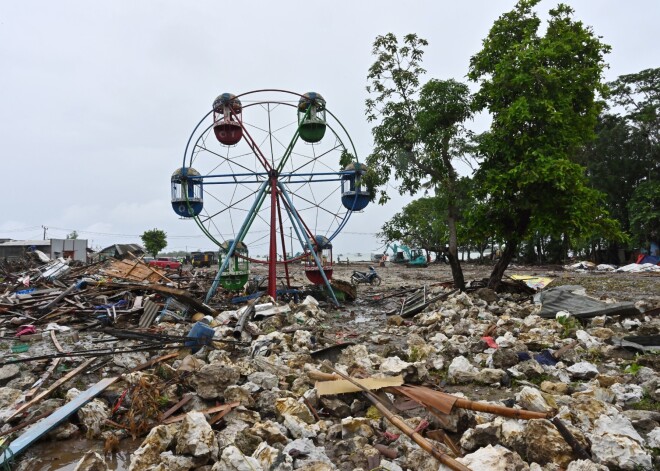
<box><xmin>268</xmin><ymin>169</ymin><xmax>279</xmax><ymax>179</ymax></box>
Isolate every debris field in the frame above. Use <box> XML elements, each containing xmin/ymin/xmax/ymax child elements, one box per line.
<box><xmin>1</xmin><ymin>254</ymin><xmax>659</xmax><ymax>471</ymax></box>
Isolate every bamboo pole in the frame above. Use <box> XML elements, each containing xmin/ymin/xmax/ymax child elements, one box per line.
<box><xmin>389</xmin><ymin>385</ymin><xmax>549</xmax><ymax>420</ymax></box>
<box><xmin>453</xmin><ymin>397</ymin><xmax>548</xmax><ymax>420</ymax></box>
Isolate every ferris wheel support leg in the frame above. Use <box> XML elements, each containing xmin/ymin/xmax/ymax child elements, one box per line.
<box><xmin>268</xmin><ymin>174</ymin><xmax>278</xmax><ymax>300</ymax></box>
<box><xmin>276</xmin><ymin>197</ymin><xmax>292</xmax><ymax>289</ymax></box>
<box><xmin>277</xmin><ymin>182</ymin><xmax>340</xmax><ymax>307</ymax></box>
<box><xmin>205</xmin><ymin>180</ymin><xmax>270</xmax><ymax>303</ymax></box>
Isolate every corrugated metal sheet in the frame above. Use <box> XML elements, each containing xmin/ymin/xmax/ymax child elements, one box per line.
<box><xmin>0</xmin><ymin>240</ymin><xmax>51</xmax><ymax>247</ymax></box>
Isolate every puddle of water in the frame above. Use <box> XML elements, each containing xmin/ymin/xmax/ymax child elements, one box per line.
<box><xmin>15</xmin><ymin>437</ymin><xmax>140</xmax><ymax>470</ymax></box>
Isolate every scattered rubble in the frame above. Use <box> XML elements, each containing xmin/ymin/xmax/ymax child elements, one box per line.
<box><xmin>0</xmin><ymin>255</ymin><xmax>658</xmax><ymax>470</ymax></box>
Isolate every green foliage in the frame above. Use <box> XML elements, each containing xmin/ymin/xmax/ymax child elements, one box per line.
<box><xmin>67</xmin><ymin>230</ymin><xmax>79</xmax><ymax>239</ymax></box>
<box><xmin>365</xmin><ymin>33</ymin><xmax>428</xmax><ymax>204</ymax></box>
<box><xmin>157</xmin><ymin>395</ymin><xmax>170</xmax><ymax>407</ymax></box>
<box><xmin>578</xmin><ymin>68</ymin><xmax>659</xmax><ymax>251</ymax></box>
<box><xmin>365</xmin><ymin>33</ymin><xmax>475</xmax><ymax>289</ymax></box>
<box><xmin>609</xmin><ymin>68</ymin><xmax>660</xmax><ymax>147</ymax></box>
<box><xmin>339</xmin><ymin>150</ymin><xmax>355</xmax><ymax>169</ymax></box>
<box><xmin>379</xmin><ymin>196</ymin><xmax>448</xmax><ymax>253</ymax></box>
<box><xmin>556</xmin><ymin>314</ymin><xmax>579</xmax><ymax>339</ymax></box>
<box><xmin>628</xmin><ymin>178</ymin><xmax>660</xmax><ymax>248</ymax></box>
<box><xmin>624</xmin><ymin>359</ymin><xmax>641</xmax><ymax>375</ymax></box>
<box><xmin>468</xmin><ymin>0</ymin><xmax>614</xmax><ymax>285</ymax></box>
<box><xmin>630</xmin><ymin>393</ymin><xmax>660</xmax><ymax>412</ymax></box>
<box><xmin>141</xmin><ymin>228</ymin><xmax>167</xmax><ymax>257</ymax></box>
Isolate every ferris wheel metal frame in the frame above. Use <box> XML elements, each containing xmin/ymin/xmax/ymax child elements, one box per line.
<box><xmin>174</xmin><ymin>89</ymin><xmax>369</xmax><ymax>305</ymax></box>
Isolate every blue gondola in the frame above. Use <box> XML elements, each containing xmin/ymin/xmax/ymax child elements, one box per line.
<box><xmin>341</xmin><ymin>162</ymin><xmax>370</xmax><ymax>211</ymax></box>
<box><xmin>171</xmin><ymin>167</ymin><xmax>203</xmax><ymax>217</ymax></box>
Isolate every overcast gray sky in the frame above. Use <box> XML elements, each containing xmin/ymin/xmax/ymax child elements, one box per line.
<box><xmin>1</xmin><ymin>0</ymin><xmax>658</xmax><ymax>256</ymax></box>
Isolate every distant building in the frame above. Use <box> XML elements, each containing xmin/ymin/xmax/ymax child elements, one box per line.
<box><xmin>97</xmin><ymin>243</ymin><xmax>145</xmax><ymax>261</ymax></box>
<box><xmin>0</xmin><ymin>239</ymin><xmax>88</xmax><ymax>262</ymax></box>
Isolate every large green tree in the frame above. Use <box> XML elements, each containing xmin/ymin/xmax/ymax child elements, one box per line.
<box><xmin>609</xmin><ymin>68</ymin><xmax>660</xmax><ymax>151</ymax></box>
<box><xmin>628</xmin><ymin>180</ymin><xmax>660</xmax><ymax>250</ymax></box>
<box><xmin>140</xmin><ymin>229</ymin><xmax>167</xmax><ymax>258</ymax></box>
<box><xmin>579</xmin><ymin>68</ymin><xmax>660</xmax><ymax>247</ymax></box>
<box><xmin>468</xmin><ymin>0</ymin><xmax>616</xmax><ymax>288</ymax></box>
<box><xmin>365</xmin><ymin>33</ymin><xmax>474</xmax><ymax>290</ymax></box>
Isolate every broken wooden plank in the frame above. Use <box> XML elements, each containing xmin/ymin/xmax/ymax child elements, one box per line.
<box><xmin>315</xmin><ymin>375</ymin><xmax>404</xmax><ymax>396</ymax></box>
<box><xmin>159</xmin><ymin>394</ymin><xmax>193</xmax><ymax>422</ymax></box>
<box><xmin>162</xmin><ymin>402</ymin><xmax>240</xmax><ymax>425</ymax></box>
<box><xmin>24</xmin><ymin>358</ymin><xmax>61</xmax><ymax>400</ymax></box>
<box><xmin>388</xmin><ymin>385</ymin><xmax>549</xmax><ymax>420</ymax></box>
<box><xmin>208</xmin><ymin>406</ymin><xmax>236</xmax><ymax>425</ymax></box>
<box><xmin>0</xmin><ymin>410</ymin><xmax>53</xmax><ymax>438</ymax></box>
<box><xmin>50</xmin><ymin>330</ymin><xmax>64</xmax><ymax>353</ymax></box>
<box><xmin>4</xmin><ymin>358</ymin><xmax>96</xmax><ymax>422</ymax></box>
<box><xmin>129</xmin><ymin>352</ymin><xmax>178</xmax><ymax>373</ymax></box>
<box><xmin>328</xmin><ymin>366</ymin><xmax>470</xmax><ymax>471</ymax></box>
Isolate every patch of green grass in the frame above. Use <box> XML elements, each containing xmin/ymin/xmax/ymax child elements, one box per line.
<box><xmin>630</xmin><ymin>394</ymin><xmax>660</xmax><ymax>412</ymax></box>
<box><xmin>527</xmin><ymin>374</ymin><xmax>551</xmax><ymax>386</ymax></box>
<box><xmin>155</xmin><ymin>365</ymin><xmax>173</xmax><ymax>380</ymax></box>
<box><xmin>624</xmin><ymin>354</ymin><xmax>642</xmax><ymax>375</ymax></box>
<box><xmin>428</xmin><ymin>368</ymin><xmax>447</xmax><ymax>383</ymax></box>
<box><xmin>157</xmin><ymin>395</ymin><xmax>170</xmax><ymax>407</ymax></box>
<box><xmin>556</xmin><ymin>315</ymin><xmax>580</xmax><ymax>339</ymax></box>
<box><xmin>585</xmin><ymin>348</ymin><xmax>603</xmax><ymax>362</ymax></box>
<box><xmin>408</xmin><ymin>346</ymin><xmax>422</xmax><ymax>363</ymax></box>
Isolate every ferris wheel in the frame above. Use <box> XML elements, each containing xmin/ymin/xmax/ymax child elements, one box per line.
<box><xmin>170</xmin><ymin>89</ymin><xmax>370</xmax><ymax>303</ymax></box>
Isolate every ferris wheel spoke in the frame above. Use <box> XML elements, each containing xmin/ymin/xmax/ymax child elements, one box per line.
<box><xmin>253</xmin><ymin>203</ymin><xmax>274</xmax><ymax>230</ymax></box>
<box><xmin>199</xmin><ymin>187</ymin><xmax>261</xmax><ymax>224</ymax></box>
<box><xmin>287</xmin><ymin>190</ymin><xmax>343</xmax><ymax>220</ymax></box>
<box><xmin>194</xmin><ymin>144</ymin><xmax>259</xmax><ymax>177</ymax></box>
<box><xmin>243</xmin><ymin>120</ymin><xmax>271</xmax><ymax>135</ymax></box>
<box><xmin>284</xmin><ymin>178</ymin><xmax>338</xmax><ymax>209</ymax></box>
<box><xmin>267</xmin><ymin>103</ymin><xmax>276</xmax><ymax>169</ymax></box>
<box><xmin>289</xmin><ymin>144</ymin><xmax>343</xmax><ymax>175</ymax></box>
<box><xmin>208</xmin><ymin>215</ymin><xmax>226</xmax><ymax>241</ymax></box>
<box><xmin>239</xmin><ymin>126</ymin><xmax>274</xmax><ymax>173</ymax></box>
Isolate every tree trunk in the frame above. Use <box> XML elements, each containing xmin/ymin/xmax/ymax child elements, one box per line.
<box><xmin>562</xmin><ymin>233</ymin><xmax>570</xmax><ymax>263</ymax></box>
<box><xmin>440</xmin><ymin>137</ymin><xmax>465</xmax><ymax>292</ymax></box>
<box><xmin>446</xmin><ymin>211</ymin><xmax>465</xmax><ymax>291</ymax></box>
<box><xmin>487</xmin><ymin>241</ymin><xmax>518</xmax><ymax>290</ymax></box>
